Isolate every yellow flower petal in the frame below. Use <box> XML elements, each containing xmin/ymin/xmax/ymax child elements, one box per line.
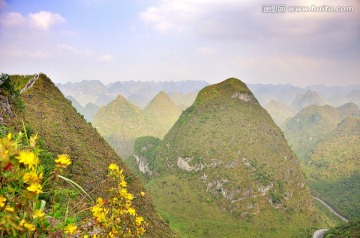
<box><xmin>16</xmin><ymin>151</ymin><xmax>39</xmax><ymax>169</ymax></box>
<box><xmin>27</xmin><ymin>183</ymin><xmax>42</xmax><ymax>194</ymax></box>
<box><xmin>0</xmin><ymin>196</ymin><xmax>6</xmax><ymax>208</ymax></box>
<box><xmin>55</xmin><ymin>154</ymin><xmax>71</xmax><ymax>166</ymax></box>
<box><xmin>33</xmin><ymin>209</ymin><xmax>45</xmax><ymax>219</ymax></box>
<box><xmin>108</xmin><ymin>163</ymin><xmax>119</xmax><ymax>171</ymax></box>
<box><xmin>64</xmin><ymin>224</ymin><xmax>77</xmax><ymax>234</ymax></box>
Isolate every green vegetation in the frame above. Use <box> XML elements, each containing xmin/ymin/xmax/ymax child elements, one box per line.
<box><xmin>310</xmin><ymin>174</ymin><xmax>360</xmax><ymax>219</ymax></box>
<box><xmin>324</xmin><ymin>220</ymin><xmax>360</xmax><ymax>238</ymax></box>
<box><xmin>282</xmin><ymin>104</ymin><xmax>360</xmax><ymax>220</ymax></box>
<box><xmin>0</xmin><ymin>131</ymin><xmax>147</xmax><ymax>237</ymax></box>
<box><xmin>0</xmin><ymin>74</ymin><xmax>176</xmax><ymax>237</ymax></box>
<box><xmin>129</xmin><ymin>78</ymin><xmax>324</xmax><ymax>237</ymax></box>
<box><xmin>92</xmin><ymin>91</ymin><xmax>182</xmax><ymax>157</ymax></box>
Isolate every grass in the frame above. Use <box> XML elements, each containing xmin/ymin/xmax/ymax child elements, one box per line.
<box><xmin>4</xmin><ymin>73</ymin><xmax>177</xmax><ymax>238</ymax></box>
<box><xmin>134</xmin><ymin>78</ymin><xmax>324</xmax><ymax>237</ymax></box>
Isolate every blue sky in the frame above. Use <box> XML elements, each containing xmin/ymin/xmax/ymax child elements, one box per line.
<box><xmin>0</xmin><ymin>0</ymin><xmax>359</xmax><ymax>86</ymax></box>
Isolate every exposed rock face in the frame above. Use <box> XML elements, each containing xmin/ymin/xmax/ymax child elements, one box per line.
<box><xmin>0</xmin><ymin>94</ymin><xmax>14</xmax><ymax>125</ymax></box>
<box><xmin>231</xmin><ymin>92</ymin><xmax>254</xmax><ymax>102</ymax></box>
<box><xmin>177</xmin><ymin>157</ymin><xmax>205</xmax><ymax>172</ymax></box>
<box><xmin>134</xmin><ymin>155</ymin><xmax>153</xmax><ymax>177</ymax></box>
<box><xmin>144</xmin><ymin>78</ymin><xmax>317</xmax><ymax>237</ymax></box>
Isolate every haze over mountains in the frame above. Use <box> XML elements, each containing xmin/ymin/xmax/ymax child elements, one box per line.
<box><xmin>57</xmin><ymin>80</ymin><xmax>208</xmax><ymax>109</ymax></box>
<box><xmin>58</xmin><ymin>80</ymin><xmax>360</xmax><ymax>128</ymax></box>
<box><xmin>282</xmin><ymin>103</ymin><xmax>360</xmax><ymax>219</ymax></box>
<box><xmin>2</xmin><ymin>73</ymin><xmax>359</xmax><ymax>237</ymax></box>
<box><xmin>92</xmin><ymin>91</ymin><xmax>182</xmax><ymax>157</ymax></box>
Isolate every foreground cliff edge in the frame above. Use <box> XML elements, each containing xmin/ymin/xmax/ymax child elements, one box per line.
<box><xmin>0</xmin><ymin>73</ymin><xmax>177</xmax><ymax>237</ymax></box>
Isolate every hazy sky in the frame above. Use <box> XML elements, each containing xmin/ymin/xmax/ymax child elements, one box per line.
<box><xmin>0</xmin><ymin>0</ymin><xmax>359</xmax><ymax>86</ymax></box>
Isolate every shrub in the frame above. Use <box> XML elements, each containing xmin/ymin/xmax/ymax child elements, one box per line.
<box><xmin>0</xmin><ymin>131</ymin><xmax>148</xmax><ymax>237</ymax></box>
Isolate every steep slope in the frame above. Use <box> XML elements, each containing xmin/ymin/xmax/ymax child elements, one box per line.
<box><xmin>143</xmin><ymin>91</ymin><xmax>182</xmax><ymax>139</ymax></box>
<box><xmin>6</xmin><ymin>74</ymin><xmax>176</xmax><ymax>237</ymax></box>
<box><xmin>263</xmin><ymin>100</ymin><xmax>296</xmax><ymax>125</ymax></box>
<box><xmin>136</xmin><ymin>78</ymin><xmax>318</xmax><ymax>237</ymax></box>
<box><xmin>291</xmin><ymin>90</ymin><xmax>328</xmax><ymax>111</ymax></box>
<box><xmin>305</xmin><ymin>117</ymin><xmax>360</xmax><ymax>219</ymax></box>
<box><xmin>282</xmin><ymin>103</ymin><xmax>360</xmax><ymax>219</ymax></box>
<box><xmin>92</xmin><ymin>95</ymin><xmax>145</xmax><ymax>157</ymax></box>
<box><xmin>93</xmin><ymin>92</ymin><xmax>182</xmax><ymax>157</ymax></box>
<box><xmin>282</xmin><ymin>105</ymin><xmax>341</xmax><ymax>157</ymax></box>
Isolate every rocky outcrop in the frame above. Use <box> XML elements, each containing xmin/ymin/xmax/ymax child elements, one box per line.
<box><xmin>134</xmin><ymin>155</ymin><xmax>153</xmax><ymax>177</ymax></box>
<box><xmin>231</xmin><ymin>92</ymin><xmax>254</xmax><ymax>102</ymax></box>
<box><xmin>20</xmin><ymin>73</ymin><xmax>39</xmax><ymax>94</ymax></box>
<box><xmin>0</xmin><ymin>95</ymin><xmax>13</xmax><ymax>124</ymax></box>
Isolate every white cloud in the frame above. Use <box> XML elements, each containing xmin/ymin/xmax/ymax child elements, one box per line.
<box><xmin>28</xmin><ymin>11</ymin><xmax>65</xmax><ymax>30</ymax></box>
<box><xmin>98</xmin><ymin>54</ymin><xmax>114</xmax><ymax>62</ymax></box>
<box><xmin>0</xmin><ymin>11</ymin><xmax>65</xmax><ymax>31</ymax></box>
<box><xmin>140</xmin><ymin>0</ymin><xmax>359</xmax><ymax>39</ymax></box>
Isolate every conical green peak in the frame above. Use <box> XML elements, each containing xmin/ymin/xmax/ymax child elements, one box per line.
<box><xmin>195</xmin><ymin>77</ymin><xmax>256</xmax><ymax>105</ymax></box>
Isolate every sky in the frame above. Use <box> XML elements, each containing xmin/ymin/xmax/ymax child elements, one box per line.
<box><xmin>0</xmin><ymin>0</ymin><xmax>359</xmax><ymax>86</ymax></box>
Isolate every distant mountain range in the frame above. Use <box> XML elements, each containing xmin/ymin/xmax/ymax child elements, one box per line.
<box><xmin>57</xmin><ymin>80</ymin><xmax>208</xmax><ymax>109</ymax></box>
<box><xmin>58</xmin><ymin>80</ymin><xmax>360</xmax><ymax>127</ymax></box>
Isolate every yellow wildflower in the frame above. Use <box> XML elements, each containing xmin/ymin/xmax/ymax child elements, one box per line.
<box><xmin>120</xmin><ymin>188</ymin><xmax>127</xmax><ymax>197</ymax></box>
<box><xmin>27</xmin><ymin>183</ymin><xmax>42</xmax><ymax>194</ymax></box>
<box><xmin>7</xmin><ymin>133</ymin><xmax>11</xmax><ymax>140</ymax></box>
<box><xmin>96</xmin><ymin>197</ymin><xmax>104</xmax><ymax>205</ymax></box>
<box><xmin>17</xmin><ymin>151</ymin><xmax>39</xmax><ymax>169</ymax></box>
<box><xmin>140</xmin><ymin>191</ymin><xmax>145</xmax><ymax>196</ymax></box>
<box><xmin>120</xmin><ymin>180</ymin><xmax>127</xmax><ymax>187</ymax></box>
<box><xmin>108</xmin><ymin>163</ymin><xmax>119</xmax><ymax>171</ymax></box>
<box><xmin>55</xmin><ymin>154</ymin><xmax>71</xmax><ymax>167</ymax></box>
<box><xmin>0</xmin><ymin>195</ymin><xmax>6</xmax><ymax>207</ymax></box>
<box><xmin>24</xmin><ymin>222</ymin><xmax>36</xmax><ymax>231</ymax></box>
<box><xmin>64</xmin><ymin>224</ymin><xmax>77</xmax><ymax>234</ymax></box>
<box><xmin>128</xmin><ymin>207</ymin><xmax>136</xmax><ymax>215</ymax></box>
<box><xmin>135</xmin><ymin>216</ymin><xmax>144</xmax><ymax>225</ymax></box>
<box><xmin>19</xmin><ymin>219</ymin><xmax>26</xmax><ymax>226</ymax></box>
<box><xmin>126</xmin><ymin>193</ymin><xmax>134</xmax><ymax>201</ymax></box>
<box><xmin>5</xmin><ymin>205</ymin><xmax>14</xmax><ymax>212</ymax></box>
<box><xmin>33</xmin><ymin>209</ymin><xmax>45</xmax><ymax>219</ymax></box>
<box><xmin>23</xmin><ymin>171</ymin><xmax>42</xmax><ymax>183</ymax></box>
